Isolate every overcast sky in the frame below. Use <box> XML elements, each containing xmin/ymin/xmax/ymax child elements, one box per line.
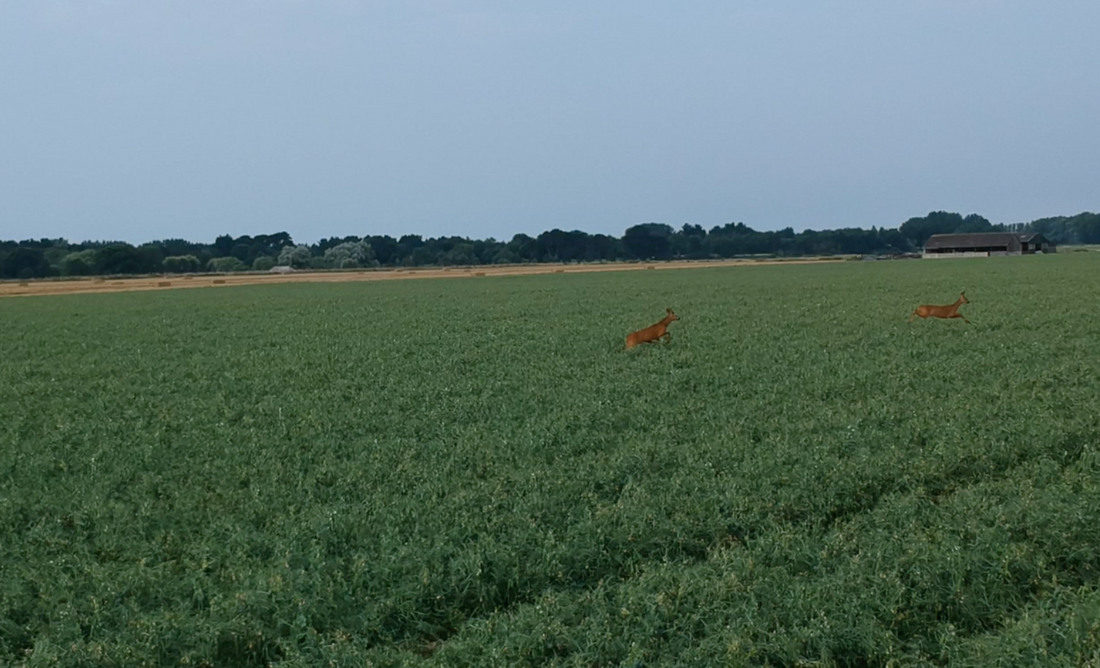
<box><xmin>1</xmin><ymin>1</ymin><xmax>1097</xmax><ymax>244</ymax></box>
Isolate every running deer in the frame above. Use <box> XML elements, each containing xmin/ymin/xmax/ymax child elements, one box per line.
<box><xmin>909</xmin><ymin>291</ymin><xmax>970</xmax><ymax>324</ymax></box>
<box><xmin>625</xmin><ymin>308</ymin><xmax>680</xmax><ymax>349</ymax></box>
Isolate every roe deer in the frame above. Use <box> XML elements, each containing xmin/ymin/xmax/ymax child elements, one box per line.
<box><xmin>625</xmin><ymin>308</ymin><xmax>679</xmax><ymax>349</ymax></box>
<box><xmin>909</xmin><ymin>291</ymin><xmax>970</xmax><ymax>324</ymax></box>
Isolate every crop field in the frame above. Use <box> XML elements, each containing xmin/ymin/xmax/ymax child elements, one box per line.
<box><xmin>2</xmin><ymin>253</ymin><xmax>1100</xmax><ymax>667</ymax></box>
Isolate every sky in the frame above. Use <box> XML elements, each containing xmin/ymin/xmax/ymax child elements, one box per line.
<box><xmin>1</xmin><ymin>1</ymin><xmax>1098</xmax><ymax>245</ymax></box>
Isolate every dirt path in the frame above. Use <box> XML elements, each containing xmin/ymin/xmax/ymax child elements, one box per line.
<box><xmin>0</xmin><ymin>257</ymin><xmax>846</xmax><ymax>299</ymax></box>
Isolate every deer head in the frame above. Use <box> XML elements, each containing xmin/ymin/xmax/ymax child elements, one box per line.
<box><xmin>666</xmin><ymin>307</ymin><xmax>680</xmax><ymax>321</ymax></box>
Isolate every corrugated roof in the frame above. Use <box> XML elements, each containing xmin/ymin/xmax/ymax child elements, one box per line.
<box><xmin>924</xmin><ymin>233</ymin><xmax>1020</xmax><ymax>250</ymax></box>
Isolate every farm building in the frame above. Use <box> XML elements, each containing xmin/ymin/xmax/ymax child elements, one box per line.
<box><xmin>922</xmin><ymin>232</ymin><xmax>1055</xmax><ymax>259</ymax></box>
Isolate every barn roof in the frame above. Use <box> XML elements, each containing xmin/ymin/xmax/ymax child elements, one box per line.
<box><xmin>924</xmin><ymin>233</ymin><xmax>1021</xmax><ymax>250</ymax></box>
<box><xmin>1016</xmin><ymin>233</ymin><xmax>1052</xmax><ymax>244</ymax></box>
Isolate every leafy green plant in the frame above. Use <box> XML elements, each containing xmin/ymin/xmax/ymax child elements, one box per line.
<box><xmin>1</xmin><ymin>253</ymin><xmax>1098</xmax><ymax>666</ymax></box>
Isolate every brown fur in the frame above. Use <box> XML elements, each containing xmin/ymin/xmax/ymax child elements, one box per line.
<box><xmin>625</xmin><ymin>308</ymin><xmax>680</xmax><ymax>349</ymax></box>
<box><xmin>909</xmin><ymin>291</ymin><xmax>970</xmax><ymax>324</ymax></box>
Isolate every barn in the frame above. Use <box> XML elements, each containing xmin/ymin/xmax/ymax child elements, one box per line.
<box><xmin>922</xmin><ymin>232</ymin><xmax>1055</xmax><ymax>259</ymax></box>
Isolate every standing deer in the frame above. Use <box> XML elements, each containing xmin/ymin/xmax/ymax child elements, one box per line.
<box><xmin>909</xmin><ymin>291</ymin><xmax>970</xmax><ymax>324</ymax></box>
<box><xmin>625</xmin><ymin>308</ymin><xmax>680</xmax><ymax>349</ymax></box>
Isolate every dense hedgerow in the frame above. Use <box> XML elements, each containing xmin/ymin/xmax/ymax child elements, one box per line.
<box><xmin>2</xmin><ymin>253</ymin><xmax>1099</xmax><ymax>667</ymax></box>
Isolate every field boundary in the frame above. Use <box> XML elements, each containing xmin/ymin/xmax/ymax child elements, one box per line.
<box><xmin>0</xmin><ymin>256</ymin><xmax>848</xmax><ymax>299</ymax></box>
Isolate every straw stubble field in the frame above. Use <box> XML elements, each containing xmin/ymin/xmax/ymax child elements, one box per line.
<box><xmin>1</xmin><ymin>254</ymin><xmax>1099</xmax><ymax>667</ymax></box>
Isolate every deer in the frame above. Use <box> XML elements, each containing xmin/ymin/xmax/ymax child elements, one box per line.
<box><xmin>909</xmin><ymin>291</ymin><xmax>970</xmax><ymax>324</ymax></box>
<box><xmin>625</xmin><ymin>308</ymin><xmax>680</xmax><ymax>349</ymax></box>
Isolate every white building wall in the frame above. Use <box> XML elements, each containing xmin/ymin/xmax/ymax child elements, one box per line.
<box><xmin>923</xmin><ymin>251</ymin><xmax>991</xmax><ymax>259</ymax></box>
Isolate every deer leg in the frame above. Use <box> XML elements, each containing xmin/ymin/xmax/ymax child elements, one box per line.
<box><xmin>662</xmin><ymin>332</ymin><xmax>671</xmax><ymax>343</ymax></box>
<box><xmin>951</xmin><ymin>314</ymin><xmax>970</xmax><ymax>324</ymax></box>
<box><xmin>909</xmin><ymin>310</ymin><xmax>918</xmax><ymax>322</ymax></box>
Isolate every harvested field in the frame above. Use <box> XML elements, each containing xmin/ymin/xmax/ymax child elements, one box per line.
<box><xmin>0</xmin><ymin>257</ymin><xmax>844</xmax><ymax>298</ymax></box>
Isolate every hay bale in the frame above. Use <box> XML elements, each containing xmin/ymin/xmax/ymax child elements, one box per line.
<box><xmin>212</xmin><ymin>279</ymin><xmax>226</xmax><ymax>285</ymax></box>
<box><xmin>553</xmin><ymin>269</ymin><xmax>564</xmax><ymax>274</ymax></box>
<box><xmin>157</xmin><ymin>281</ymin><xmax>171</xmax><ymax>287</ymax></box>
<box><xmin>18</xmin><ymin>281</ymin><xmax>29</xmax><ymax>287</ymax></box>
<box><xmin>474</xmin><ymin>272</ymin><xmax>485</xmax><ymax>277</ymax></box>
<box><xmin>646</xmin><ymin>265</ymin><xmax>656</xmax><ymax>270</ymax></box>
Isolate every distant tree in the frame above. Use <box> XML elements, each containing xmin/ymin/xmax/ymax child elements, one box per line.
<box><xmin>954</xmin><ymin>214</ymin><xmax>994</xmax><ymax>234</ymax></box>
<box><xmin>366</xmin><ymin>235</ymin><xmax>399</xmax><ymax>265</ymax></box>
<box><xmin>1</xmin><ymin>247</ymin><xmax>51</xmax><ymax>279</ymax></box>
<box><xmin>408</xmin><ymin>246</ymin><xmax>436</xmax><ymax>266</ymax></box>
<box><xmin>252</xmin><ymin>256</ymin><xmax>277</xmax><ymax>271</ymax></box>
<box><xmin>230</xmin><ymin>244</ymin><xmax>251</xmax><ymax>262</ymax></box>
<box><xmin>492</xmin><ymin>248</ymin><xmax>518</xmax><ymax>264</ymax></box>
<box><xmin>163</xmin><ymin>255</ymin><xmax>202</xmax><ymax>273</ymax></box>
<box><xmin>442</xmin><ymin>243</ymin><xmax>476</xmax><ymax>266</ymax></box>
<box><xmin>681</xmin><ymin>223</ymin><xmax>706</xmax><ymax>238</ymax></box>
<box><xmin>397</xmin><ymin>234</ymin><xmax>424</xmax><ymax>249</ymax></box>
<box><xmin>278</xmin><ymin>244</ymin><xmax>314</xmax><ymax>269</ymax></box>
<box><xmin>43</xmin><ymin>247</ymin><xmax>70</xmax><ymax>270</ymax></box>
<box><xmin>213</xmin><ymin>234</ymin><xmax>235</xmax><ymax>256</ymax></box>
<box><xmin>154</xmin><ymin>238</ymin><xmax>205</xmax><ymax>257</ymax></box>
<box><xmin>207</xmin><ymin>257</ymin><xmax>247</xmax><ymax>272</ymax></box>
<box><xmin>94</xmin><ymin>244</ymin><xmax>154</xmax><ymax>275</ymax></box>
<box><xmin>261</xmin><ymin>232</ymin><xmax>294</xmax><ymax>255</ymax></box>
<box><xmin>899</xmin><ymin>211</ymin><xmax>965</xmax><ymax>247</ymax></box>
<box><xmin>585</xmin><ymin>234</ymin><xmax>622</xmax><ymax>261</ymax></box>
<box><xmin>506</xmin><ymin>234</ymin><xmax>536</xmax><ymax>261</ymax></box>
<box><xmin>472</xmin><ymin>238</ymin><xmax>503</xmax><ymax>264</ymax></box>
<box><xmin>137</xmin><ymin>244</ymin><xmax>164</xmax><ymax>272</ymax></box>
<box><xmin>622</xmin><ymin>223</ymin><xmax>674</xmax><ymax>260</ymax></box>
<box><xmin>324</xmin><ymin>241</ymin><xmax>376</xmax><ymax>268</ymax></box>
<box><xmin>8</xmin><ymin>210</ymin><xmax>1096</xmax><ymax>277</ymax></box>
<box><xmin>59</xmin><ymin>250</ymin><xmax>98</xmax><ymax>276</ymax></box>
<box><xmin>535</xmin><ymin>229</ymin><xmax>589</xmax><ymax>262</ymax></box>
<box><xmin>668</xmin><ymin>224</ymin><xmax>703</xmax><ymax>258</ymax></box>
<box><xmin>314</xmin><ymin>235</ymin><xmax>361</xmax><ymax>255</ymax></box>
<box><xmin>1068</xmin><ymin>212</ymin><xmax>1100</xmax><ymax>244</ymax></box>
<box><xmin>1024</xmin><ymin>216</ymin><xmax>1072</xmax><ymax>244</ymax></box>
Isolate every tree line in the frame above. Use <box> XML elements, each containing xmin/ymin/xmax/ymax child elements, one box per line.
<box><xmin>1</xmin><ymin>210</ymin><xmax>1096</xmax><ymax>280</ymax></box>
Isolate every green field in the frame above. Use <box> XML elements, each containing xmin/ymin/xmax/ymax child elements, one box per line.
<box><xmin>2</xmin><ymin>254</ymin><xmax>1100</xmax><ymax>667</ymax></box>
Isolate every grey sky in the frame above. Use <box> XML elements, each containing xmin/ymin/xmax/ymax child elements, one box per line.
<box><xmin>2</xmin><ymin>1</ymin><xmax>1097</xmax><ymax>244</ymax></box>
